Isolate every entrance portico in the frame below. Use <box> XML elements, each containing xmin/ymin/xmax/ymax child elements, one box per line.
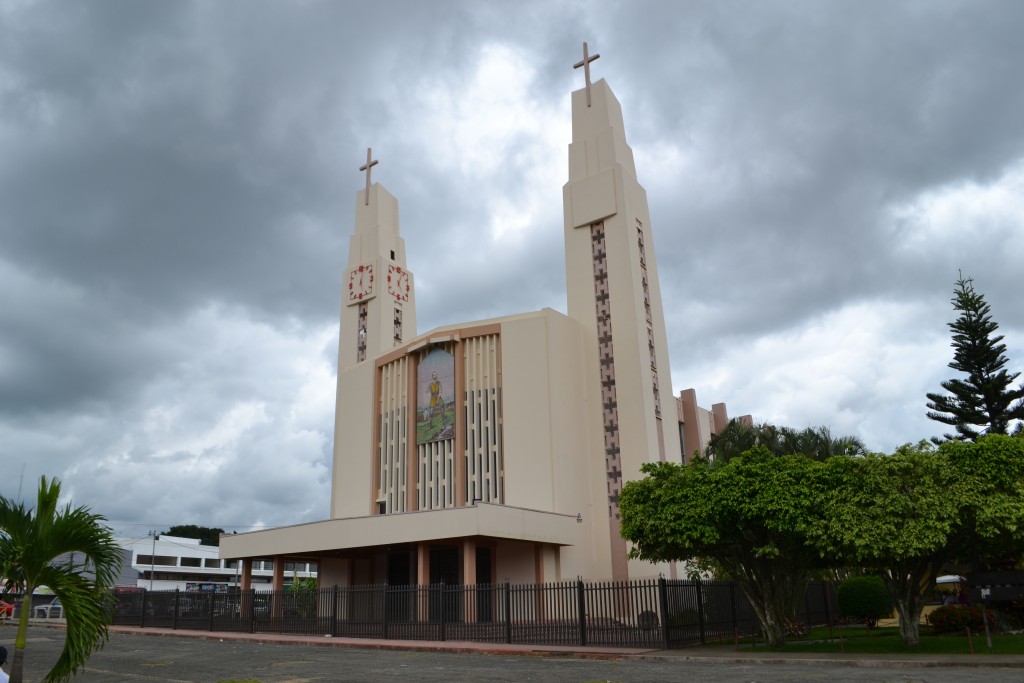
<box><xmin>222</xmin><ymin>503</ymin><xmax>579</xmax><ymax>588</ymax></box>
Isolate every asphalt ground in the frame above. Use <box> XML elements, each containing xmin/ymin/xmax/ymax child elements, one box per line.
<box><xmin>4</xmin><ymin>623</ymin><xmax>1024</xmax><ymax>683</ymax></box>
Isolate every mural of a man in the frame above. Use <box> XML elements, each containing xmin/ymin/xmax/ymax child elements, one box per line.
<box><xmin>417</xmin><ymin>346</ymin><xmax>455</xmax><ymax>444</ymax></box>
<box><xmin>429</xmin><ymin>371</ymin><xmax>443</xmax><ymax>417</ymax></box>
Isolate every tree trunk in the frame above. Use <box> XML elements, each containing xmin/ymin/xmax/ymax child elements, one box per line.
<box><xmin>882</xmin><ymin>563</ymin><xmax>935</xmax><ymax>647</ymax></box>
<box><xmin>11</xmin><ymin>592</ymin><xmax>33</xmax><ymax>683</ymax></box>
<box><xmin>734</xmin><ymin>568</ymin><xmax>807</xmax><ymax>650</ymax></box>
<box><xmin>892</xmin><ymin>595</ymin><xmax>923</xmax><ymax>647</ymax></box>
<box><xmin>758</xmin><ymin>600</ymin><xmax>789</xmax><ymax>650</ymax></box>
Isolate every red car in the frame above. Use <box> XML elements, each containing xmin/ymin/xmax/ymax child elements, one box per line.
<box><xmin>0</xmin><ymin>599</ymin><xmax>14</xmax><ymax>619</ymax></box>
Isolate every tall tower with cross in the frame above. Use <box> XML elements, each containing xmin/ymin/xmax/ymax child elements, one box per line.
<box><xmin>337</xmin><ymin>148</ymin><xmax>417</xmax><ymax>371</ymax></box>
<box><xmin>564</xmin><ymin>45</ymin><xmax>683</xmax><ymax>581</ymax></box>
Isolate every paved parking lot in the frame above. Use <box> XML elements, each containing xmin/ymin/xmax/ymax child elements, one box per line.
<box><xmin>5</xmin><ymin>624</ymin><xmax>1024</xmax><ymax>682</ymax></box>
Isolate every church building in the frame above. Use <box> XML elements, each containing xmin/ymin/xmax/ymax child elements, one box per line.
<box><xmin>221</xmin><ymin>46</ymin><xmax>747</xmax><ymax>589</ymax></box>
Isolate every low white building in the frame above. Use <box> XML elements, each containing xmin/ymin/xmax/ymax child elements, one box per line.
<box><xmin>121</xmin><ymin>535</ymin><xmax>316</xmax><ymax>591</ymax></box>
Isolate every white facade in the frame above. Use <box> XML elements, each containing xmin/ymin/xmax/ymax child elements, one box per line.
<box><xmin>122</xmin><ymin>535</ymin><xmax>315</xmax><ymax>591</ymax></box>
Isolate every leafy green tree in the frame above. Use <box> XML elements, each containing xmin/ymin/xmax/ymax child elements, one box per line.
<box><xmin>286</xmin><ymin>577</ymin><xmax>318</xmax><ymax>618</ymax></box>
<box><xmin>706</xmin><ymin>420</ymin><xmax>866</xmax><ymax>462</ymax></box>
<box><xmin>0</xmin><ymin>477</ymin><xmax>121</xmax><ymax>683</ymax></box>
<box><xmin>161</xmin><ymin>524</ymin><xmax>225</xmax><ymax>546</ymax></box>
<box><xmin>620</xmin><ymin>449</ymin><xmax>826</xmax><ymax>649</ymax></box>
<box><xmin>814</xmin><ymin>436</ymin><xmax>1024</xmax><ymax>647</ymax></box>
<box><xmin>926</xmin><ymin>276</ymin><xmax>1024</xmax><ymax>441</ymax></box>
<box><xmin>942</xmin><ymin>434</ymin><xmax>1024</xmax><ymax>571</ymax></box>
<box><xmin>814</xmin><ymin>446</ymin><xmax>961</xmax><ymax>647</ymax></box>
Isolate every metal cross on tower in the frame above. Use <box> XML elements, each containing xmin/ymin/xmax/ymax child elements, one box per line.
<box><xmin>573</xmin><ymin>42</ymin><xmax>600</xmax><ymax>107</ymax></box>
<box><xmin>359</xmin><ymin>147</ymin><xmax>379</xmax><ymax>206</ymax></box>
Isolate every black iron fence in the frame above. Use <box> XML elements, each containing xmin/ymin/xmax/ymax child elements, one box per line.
<box><xmin>110</xmin><ymin>579</ymin><xmax>837</xmax><ymax>649</ymax></box>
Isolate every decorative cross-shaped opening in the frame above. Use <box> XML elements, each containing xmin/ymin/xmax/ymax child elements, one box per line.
<box><xmin>359</xmin><ymin>147</ymin><xmax>379</xmax><ymax>206</ymax></box>
<box><xmin>573</xmin><ymin>42</ymin><xmax>600</xmax><ymax>107</ymax></box>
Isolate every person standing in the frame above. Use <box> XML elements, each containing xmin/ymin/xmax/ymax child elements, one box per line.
<box><xmin>0</xmin><ymin>644</ymin><xmax>10</xmax><ymax>683</ymax></box>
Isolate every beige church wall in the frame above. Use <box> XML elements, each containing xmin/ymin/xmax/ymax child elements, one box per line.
<box><xmin>498</xmin><ymin>313</ymin><xmax>560</xmax><ymax>511</ymax></box>
<box><xmin>331</xmin><ymin>360</ymin><xmax>375</xmax><ymax>518</ymax></box>
<box><xmin>354</xmin><ymin>185</ymin><xmax>399</xmax><ymax>263</ymax></box>
<box><xmin>540</xmin><ymin>544</ymin><xmax>560</xmax><ymax>584</ymax></box>
<box><xmin>626</xmin><ymin>556</ymin><xmax>672</xmax><ymax>582</ymax></box>
<box><xmin>494</xmin><ymin>540</ymin><xmax>540</xmax><ymax>585</ymax></box>
<box><xmin>541</xmin><ymin>313</ymin><xmax>616</xmax><ymax>581</ymax></box>
<box><xmin>497</xmin><ymin>310</ymin><xmax>616</xmax><ymax>581</ymax></box>
<box><xmin>319</xmin><ymin>557</ymin><xmax>351</xmax><ymax>588</ymax></box>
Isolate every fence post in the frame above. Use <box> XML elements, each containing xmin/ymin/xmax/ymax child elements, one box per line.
<box><xmin>729</xmin><ymin>582</ymin><xmax>737</xmax><ymax>636</ymax></box>
<box><xmin>577</xmin><ymin>578</ymin><xmax>587</xmax><ymax>647</ymax></box>
<box><xmin>439</xmin><ymin>581</ymin><xmax>446</xmax><ymax>642</ymax></box>
<box><xmin>208</xmin><ymin>592</ymin><xmax>216</xmax><ymax>632</ymax></box>
<box><xmin>382</xmin><ymin>583</ymin><xmax>389</xmax><ymax>640</ymax></box>
<box><xmin>695</xmin><ymin>580</ymin><xmax>706</xmax><ymax>645</ymax></box>
<box><xmin>140</xmin><ymin>590</ymin><xmax>148</xmax><ymax>628</ymax></box>
<box><xmin>658</xmin><ymin>576</ymin><xmax>670</xmax><ymax>650</ymax></box>
<box><xmin>249</xmin><ymin>589</ymin><xmax>256</xmax><ymax>634</ymax></box>
<box><xmin>172</xmin><ymin>589</ymin><xmax>179</xmax><ymax>630</ymax></box>
<box><xmin>331</xmin><ymin>584</ymin><xmax>339</xmax><ymax>637</ymax></box>
<box><xmin>822</xmin><ymin>582</ymin><xmax>832</xmax><ymax>634</ymax></box>
<box><xmin>504</xmin><ymin>581</ymin><xmax>512</xmax><ymax>644</ymax></box>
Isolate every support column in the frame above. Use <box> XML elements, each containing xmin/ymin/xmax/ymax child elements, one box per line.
<box><xmin>534</xmin><ymin>543</ymin><xmax>546</xmax><ymax>585</ymax></box>
<box><xmin>272</xmin><ymin>557</ymin><xmax>285</xmax><ymax>617</ymax></box>
<box><xmin>454</xmin><ymin>339</ymin><xmax>467</xmax><ymax>507</ymax></box>
<box><xmin>534</xmin><ymin>543</ymin><xmax>546</xmax><ymax>620</ymax></box>
<box><xmin>417</xmin><ymin>542</ymin><xmax>431</xmax><ymax>623</ymax></box>
<box><xmin>463</xmin><ymin>538</ymin><xmax>477</xmax><ymax>623</ymax></box>
<box><xmin>240</xmin><ymin>559</ymin><xmax>253</xmax><ymax>591</ymax></box>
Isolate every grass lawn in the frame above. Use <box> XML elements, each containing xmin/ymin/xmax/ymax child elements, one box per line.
<box><xmin>728</xmin><ymin>626</ymin><xmax>1024</xmax><ymax>655</ymax></box>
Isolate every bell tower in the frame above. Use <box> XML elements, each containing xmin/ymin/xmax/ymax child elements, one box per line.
<box><xmin>338</xmin><ymin>148</ymin><xmax>417</xmax><ymax>371</ymax></box>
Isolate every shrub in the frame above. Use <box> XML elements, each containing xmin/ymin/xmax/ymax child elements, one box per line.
<box><xmin>837</xmin><ymin>576</ymin><xmax>893</xmax><ymax>625</ymax></box>
<box><xmin>927</xmin><ymin>604</ymin><xmax>997</xmax><ymax>633</ymax></box>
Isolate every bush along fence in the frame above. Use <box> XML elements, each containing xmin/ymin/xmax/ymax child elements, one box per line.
<box><xmin>110</xmin><ymin>578</ymin><xmax>837</xmax><ymax>649</ymax></box>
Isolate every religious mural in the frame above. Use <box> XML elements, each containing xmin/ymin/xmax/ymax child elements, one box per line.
<box><xmin>417</xmin><ymin>346</ymin><xmax>455</xmax><ymax>444</ymax></box>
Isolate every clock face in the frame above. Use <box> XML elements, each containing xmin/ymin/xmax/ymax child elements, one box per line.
<box><xmin>347</xmin><ymin>263</ymin><xmax>375</xmax><ymax>303</ymax></box>
<box><xmin>387</xmin><ymin>264</ymin><xmax>411</xmax><ymax>302</ymax></box>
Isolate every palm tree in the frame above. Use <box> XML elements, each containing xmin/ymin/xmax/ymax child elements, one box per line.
<box><xmin>707</xmin><ymin>421</ymin><xmax>867</xmax><ymax>462</ymax></box>
<box><xmin>0</xmin><ymin>476</ymin><xmax>121</xmax><ymax>683</ymax></box>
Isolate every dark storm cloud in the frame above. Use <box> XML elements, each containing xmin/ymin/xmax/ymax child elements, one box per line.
<box><xmin>626</xmin><ymin>1</ymin><xmax>1024</xmax><ymax>315</ymax></box>
<box><xmin>1</xmin><ymin>0</ymin><xmax>1021</xmax><ymax>528</ymax></box>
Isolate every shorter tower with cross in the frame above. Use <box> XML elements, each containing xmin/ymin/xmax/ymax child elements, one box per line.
<box><xmin>338</xmin><ymin>148</ymin><xmax>417</xmax><ymax>371</ymax></box>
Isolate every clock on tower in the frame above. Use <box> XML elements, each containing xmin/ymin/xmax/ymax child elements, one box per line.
<box><xmin>347</xmin><ymin>263</ymin><xmax>375</xmax><ymax>303</ymax></box>
<box><xmin>387</xmin><ymin>264</ymin><xmax>411</xmax><ymax>302</ymax></box>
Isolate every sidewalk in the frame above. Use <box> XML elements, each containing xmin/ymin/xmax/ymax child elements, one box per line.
<box><xmin>97</xmin><ymin>624</ymin><xmax>1024</xmax><ymax>670</ymax></box>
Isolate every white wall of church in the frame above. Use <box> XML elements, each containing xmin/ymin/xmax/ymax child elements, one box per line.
<box><xmin>494</xmin><ymin>540</ymin><xmax>539</xmax><ymax>585</ymax></box>
<box><xmin>331</xmin><ymin>360</ymin><xmax>375</xmax><ymax>519</ymax></box>
<box><xmin>499</xmin><ymin>309</ymin><xmax>615</xmax><ymax>580</ymax></box>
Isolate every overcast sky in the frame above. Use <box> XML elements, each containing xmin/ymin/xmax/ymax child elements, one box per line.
<box><xmin>3</xmin><ymin>0</ymin><xmax>1023</xmax><ymax>538</ymax></box>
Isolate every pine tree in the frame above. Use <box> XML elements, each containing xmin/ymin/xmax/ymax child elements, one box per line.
<box><xmin>926</xmin><ymin>276</ymin><xmax>1024</xmax><ymax>441</ymax></box>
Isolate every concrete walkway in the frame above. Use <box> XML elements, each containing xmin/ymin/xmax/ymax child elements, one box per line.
<box><xmin>100</xmin><ymin>624</ymin><xmax>1024</xmax><ymax>670</ymax></box>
